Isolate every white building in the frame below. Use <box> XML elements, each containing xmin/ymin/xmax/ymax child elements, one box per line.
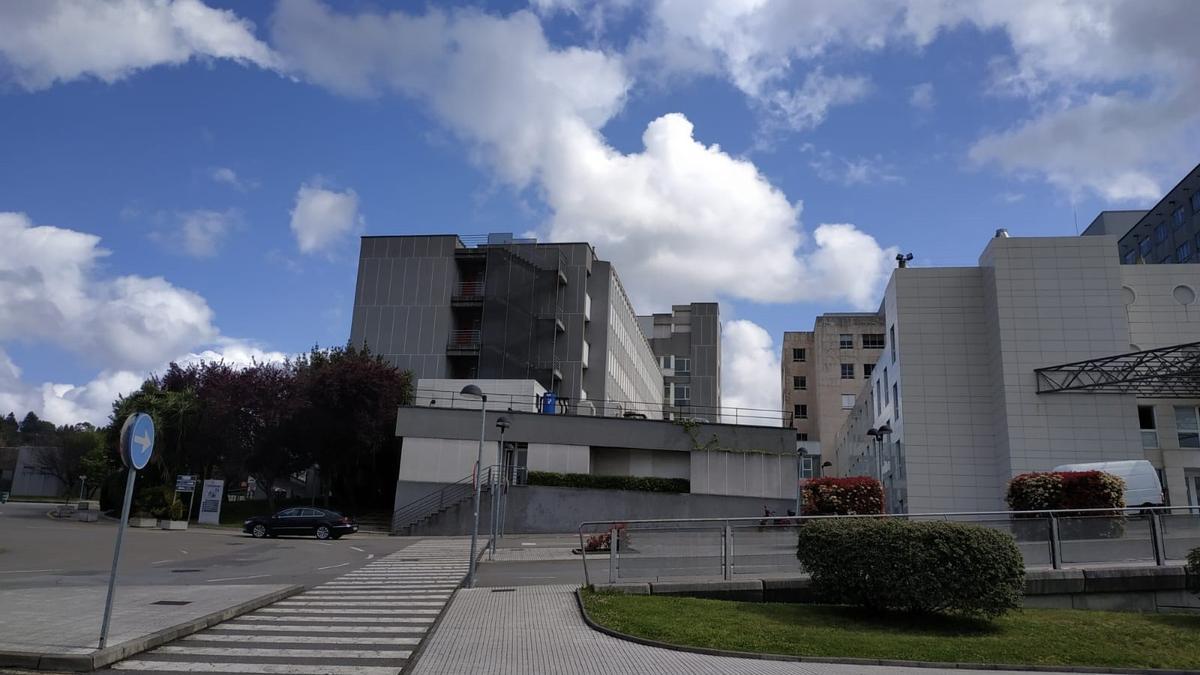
<box><xmin>833</xmin><ymin>232</ymin><xmax>1200</xmax><ymax>513</ymax></box>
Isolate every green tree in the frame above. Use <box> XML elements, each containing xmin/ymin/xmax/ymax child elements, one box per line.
<box><xmin>0</xmin><ymin>412</ymin><xmax>19</xmax><ymax>446</ymax></box>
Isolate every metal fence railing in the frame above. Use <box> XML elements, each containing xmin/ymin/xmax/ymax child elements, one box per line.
<box><xmin>575</xmin><ymin>506</ymin><xmax>1200</xmax><ymax>586</ymax></box>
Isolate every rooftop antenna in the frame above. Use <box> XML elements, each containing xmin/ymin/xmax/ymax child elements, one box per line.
<box><xmin>1073</xmin><ymin>206</ymin><xmax>1079</xmax><ymax>235</ymax></box>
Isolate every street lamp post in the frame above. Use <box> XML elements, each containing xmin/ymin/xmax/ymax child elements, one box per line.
<box><xmin>490</xmin><ymin>416</ymin><xmax>511</xmax><ymax>560</ymax></box>
<box><xmin>794</xmin><ymin>446</ymin><xmax>806</xmax><ymax>515</ymax></box>
<box><xmin>460</xmin><ymin>384</ymin><xmax>487</xmax><ymax>588</ymax></box>
<box><xmin>876</xmin><ymin>423</ymin><xmax>892</xmax><ymax>481</ymax></box>
<box><xmin>866</xmin><ymin>428</ymin><xmax>879</xmax><ymax>479</ymax></box>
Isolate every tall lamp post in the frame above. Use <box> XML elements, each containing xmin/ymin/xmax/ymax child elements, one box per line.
<box><xmin>875</xmin><ymin>423</ymin><xmax>892</xmax><ymax>481</ymax></box>
<box><xmin>866</xmin><ymin>428</ymin><xmax>879</xmax><ymax>478</ymax></box>
<box><xmin>794</xmin><ymin>446</ymin><xmax>807</xmax><ymax>515</ymax></box>
<box><xmin>460</xmin><ymin>384</ymin><xmax>487</xmax><ymax>588</ymax></box>
<box><xmin>490</xmin><ymin>416</ymin><xmax>511</xmax><ymax>560</ymax></box>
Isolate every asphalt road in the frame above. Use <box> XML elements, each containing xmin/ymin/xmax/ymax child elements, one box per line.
<box><xmin>0</xmin><ymin>501</ymin><xmax>413</xmax><ymax>590</ymax></box>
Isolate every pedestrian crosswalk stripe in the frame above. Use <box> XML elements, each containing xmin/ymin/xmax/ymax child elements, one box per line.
<box><xmin>182</xmin><ymin>634</ymin><xmax>421</xmax><ymax>645</ymax></box>
<box><xmin>213</xmin><ymin>624</ymin><xmax>427</xmax><ymax>634</ymax></box>
<box><xmin>154</xmin><ymin>646</ymin><xmax>413</xmax><ymax>659</ymax></box>
<box><xmin>113</xmin><ymin>661</ymin><xmax>399</xmax><ymax>674</ymax></box>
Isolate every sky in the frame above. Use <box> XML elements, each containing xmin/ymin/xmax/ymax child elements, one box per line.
<box><xmin>1</xmin><ymin>0</ymin><xmax>1198</xmax><ymax>426</ymax></box>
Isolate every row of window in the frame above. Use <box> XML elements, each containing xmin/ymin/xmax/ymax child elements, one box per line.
<box><xmin>838</xmin><ymin>333</ymin><xmax>885</xmax><ymax>349</ymax></box>
<box><xmin>664</xmin><ymin>382</ymin><xmax>691</xmax><ymax>407</ymax></box>
<box><xmin>658</xmin><ymin>355</ymin><xmax>691</xmax><ymax>374</ymax></box>
<box><xmin>835</xmin><ymin>363</ymin><xmax>876</xmax><ymax>380</ymax></box>
<box><xmin>1127</xmin><ymin>219</ymin><xmax>1200</xmax><ymax>264</ymax></box>
<box><xmin>1139</xmin><ymin>405</ymin><xmax>1200</xmax><ymax>448</ymax></box>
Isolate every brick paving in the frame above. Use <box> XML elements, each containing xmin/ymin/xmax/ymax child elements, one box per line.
<box><xmin>412</xmin><ymin>584</ymin><xmax>1079</xmax><ymax>675</ymax></box>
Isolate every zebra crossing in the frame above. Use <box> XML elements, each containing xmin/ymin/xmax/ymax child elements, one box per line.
<box><xmin>109</xmin><ymin>540</ymin><xmax>470</xmax><ymax>674</ymax></box>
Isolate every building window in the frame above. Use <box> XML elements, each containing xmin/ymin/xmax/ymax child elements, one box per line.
<box><xmin>1138</xmin><ymin>405</ymin><xmax>1157</xmax><ymax>449</ymax></box>
<box><xmin>875</xmin><ymin>379</ymin><xmax>881</xmax><ymax>416</ymax></box>
<box><xmin>889</xmin><ymin>326</ymin><xmax>896</xmax><ymax>363</ymax></box>
<box><xmin>1123</xmin><ymin>249</ymin><xmax>1137</xmax><ymax>264</ymax></box>
<box><xmin>863</xmin><ymin>363</ymin><xmax>874</xmax><ymax>379</ymax></box>
<box><xmin>840</xmin><ymin>363</ymin><xmax>855</xmax><ymax>379</ymax></box>
<box><xmin>841</xmin><ymin>394</ymin><xmax>855</xmax><ymax>410</ymax></box>
<box><xmin>1173</xmin><ymin>206</ymin><xmax>1186</xmax><ymax>229</ymax></box>
<box><xmin>673</xmin><ymin>384</ymin><xmax>690</xmax><ymax>406</ymax></box>
<box><xmin>675</xmin><ymin>357</ymin><xmax>691</xmax><ymax>374</ymax></box>
<box><xmin>792</xmin><ymin>348</ymin><xmax>806</xmax><ymax>362</ymax></box>
<box><xmin>1176</xmin><ymin>406</ymin><xmax>1199</xmax><ymax>448</ymax></box>
<box><xmin>839</xmin><ymin>334</ymin><xmax>854</xmax><ymax>349</ymax></box>
<box><xmin>893</xmin><ymin>383</ymin><xmax>900</xmax><ymax>419</ymax></box>
<box><xmin>1155</xmin><ymin>222</ymin><xmax>1168</xmax><ymax>243</ymax></box>
<box><xmin>659</xmin><ymin>355</ymin><xmax>673</xmax><ymax>370</ymax></box>
<box><xmin>862</xmin><ymin>333</ymin><xmax>885</xmax><ymax>349</ymax></box>
<box><xmin>793</xmin><ymin>376</ymin><xmax>806</xmax><ymax>390</ymax></box>
<box><xmin>1139</xmin><ymin>237</ymin><xmax>1153</xmax><ymax>257</ymax></box>
<box><xmin>796</xmin><ymin>432</ymin><xmax>808</xmax><ymax>441</ymax></box>
<box><xmin>794</xmin><ymin>404</ymin><xmax>808</xmax><ymax>419</ymax></box>
<box><xmin>1193</xmin><ymin>190</ymin><xmax>1200</xmax><ymax>213</ymax></box>
<box><xmin>883</xmin><ymin>368</ymin><xmax>890</xmax><ymax>404</ymax></box>
<box><xmin>663</xmin><ymin>383</ymin><xmax>671</xmax><ymax>401</ymax></box>
<box><xmin>1177</xmin><ymin>241</ymin><xmax>1192</xmax><ymax>263</ymax></box>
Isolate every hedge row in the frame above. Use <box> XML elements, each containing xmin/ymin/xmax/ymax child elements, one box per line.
<box><xmin>801</xmin><ymin>476</ymin><xmax>883</xmax><ymax>515</ymax></box>
<box><xmin>797</xmin><ymin>518</ymin><xmax>1025</xmax><ymax>618</ymax></box>
<box><xmin>1006</xmin><ymin>470</ymin><xmax>1125</xmax><ymax>512</ymax></box>
<box><xmin>526</xmin><ymin>471</ymin><xmax>689</xmax><ymax>493</ymax></box>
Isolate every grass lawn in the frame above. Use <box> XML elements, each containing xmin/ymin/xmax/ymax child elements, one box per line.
<box><xmin>580</xmin><ymin>589</ymin><xmax>1200</xmax><ymax>670</ymax></box>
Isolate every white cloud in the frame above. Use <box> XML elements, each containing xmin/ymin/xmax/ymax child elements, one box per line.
<box><xmin>289</xmin><ymin>182</ymin><xmax>363</xmax><ymax>254</ymax></box>
<box><xmin>909</xmin><ymin>81</ymin><xmax>935</xmax><ymax>110</ymax></box>
<box><xmin>720</xmin><ymin>320</ymin><xmax>781</xmax><ymax>426</ymax></box>
<box><xmin>767</xmin><ymin>69</ymin><xmax>870</xmax><ymax>131</ymax></box>
<box><xmin>804</xmin><ymin>145</ymin><xmax>902</xmax><ymax>186</ymax></box>
<box><xmin>153</xmin><ymin>208</ymin><xmax>241</xmax><ymax>257</ymax></box>
<box><xmin>271</xmin><ymin>2</ymin><xmax>896</xmax><ymax>311</ymax></box>
<box><xmin>0</xmin><ymin>212</ymin><xmax>217</xmax><ymax>371</ymax></box>
<box><xmin>0</xmin><ymin>0</ymin><xmax>281</xmax><ymax>90</ymax></box>
<box><xmin>210</xmin><ymin>166</ymin><xmax>255</xmax><ymax>191</ymax></box>
<box><xmin>622</xmin><ymin>0</ymin><xmax>1200</xmax><ymax>200</ymax></box>
<box><xmin>0</xmin><ymin>213</ymin><xmax>289</xmax><ymax>425</ymax></box>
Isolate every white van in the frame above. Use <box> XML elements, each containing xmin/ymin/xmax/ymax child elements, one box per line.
<box><xmin>1052</xmin><ymin>460</ymin><xmax>1164</xmax><ymax>507</ymax></box>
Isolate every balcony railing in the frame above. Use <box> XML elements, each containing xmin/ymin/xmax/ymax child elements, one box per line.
<box><xmin>446</xmin><ymin>330</ymin><xmax>481</xmax><ymax>352</ymax></box>
<box><xmin>452</xmin><ymin>281</ymin><xmax>484</xmax><ymax>303</ymax></box>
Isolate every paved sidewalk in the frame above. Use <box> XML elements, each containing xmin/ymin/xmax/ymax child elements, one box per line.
<box><xmin>412</xmin><ymin>584</ymin><xmax>1078</xmax><ymax>675</ymax></box>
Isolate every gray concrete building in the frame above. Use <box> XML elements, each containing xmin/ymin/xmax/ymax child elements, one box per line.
<box><xmin>781</xmin><ymin>313</ymin><xmax>886</xmax><ymax>472</ymax></box>
<box><xmin>349</xmin><ymin>233</ymin><xmax>661</xmax><ymax>418</ymax></box>
<box><xmin>833</xmin><ymin>232</ymin><xmax>1200</xmax><ymax>514</ymax></box>
<box><xmin>1084</xmin><ymin>163</ymin><xmax>1200</xmax><ymax>265</ymax></box>
<box><xmin>636</xmin><ymin>303</ymin><xmax>722</xmax><ymax>420</ymax></box>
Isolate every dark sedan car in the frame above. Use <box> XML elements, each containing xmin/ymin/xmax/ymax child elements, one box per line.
<box><xmin>243</xmin><ymin>507</ymin><xmax>358</xmax><ymax>540</ymax></box>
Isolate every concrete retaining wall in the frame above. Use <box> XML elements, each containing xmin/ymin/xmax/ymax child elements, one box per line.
<box><xmin>400</xmin><ymin>482</ymin><xmax>793</xmax><ymax>536</ymax></box>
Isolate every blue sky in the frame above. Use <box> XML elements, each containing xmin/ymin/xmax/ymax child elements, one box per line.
<box><xmin>1</xmin><ymin>0</ymin><xmax>1197</xmax><ymax>423</ymax></box>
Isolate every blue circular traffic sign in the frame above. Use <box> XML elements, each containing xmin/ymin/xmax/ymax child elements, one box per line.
<box><xmin>119</xmin><ymin>412</ymin><xmax>155</xmax><ymax>470</ymax></box>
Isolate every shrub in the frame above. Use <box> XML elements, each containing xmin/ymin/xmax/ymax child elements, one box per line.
<box><xmin>527</xmin><ymin>471</ymin><xmax>688</xmax><ymax>493</ymax></box>
<box><xmin>584</xmin><ymin>523</ymin><xmax>629</xmax><ymax>552</ymax></box>
<box><xmin>796</xmin><ymin>518</ymin><xmax>1025</xmax><ymax>618</ymax></box>
<box><xmin>801</xmin><ymin>477</ymin><xmax>883</xmax><ymax>515</ymax></box>
<box><xmin>1006</xmin><ymin>471</ymin><xmax>1125</xmax><ymax>513</ymax></box>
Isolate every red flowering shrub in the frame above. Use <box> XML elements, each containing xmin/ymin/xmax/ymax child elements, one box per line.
<box><xmin>801</xmin><ymin>477</ymin><xmax>883</xmax><ymax>515</ymax></box>
<box><xmin>1006</xmin><ymin>471</ymin><xmax>1124</xmax><ymax>512</ymax></box>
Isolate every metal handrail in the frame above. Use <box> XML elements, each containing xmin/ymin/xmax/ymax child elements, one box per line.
<box><xmin>453</xmin><ymin>281</ymin><xmax>484</xmax><ymax>297</ymax></box>
<box><xmin>575</xmin><ymin>505</ymin><xmax>1200</xmax><ymax>586</ymax></box>
<box><xmin>391</xmin><ymin>466</ymin><xmax>497</xmax><ymax>533</ymax></box>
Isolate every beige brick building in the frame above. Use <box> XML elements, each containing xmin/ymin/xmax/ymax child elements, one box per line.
<box><xmin>781</xmin><ymin>313</ymin><xmax>886</xmax><ymax>474</ymax></box>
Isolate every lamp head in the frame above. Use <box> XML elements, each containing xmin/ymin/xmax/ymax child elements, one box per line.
<box><xmin>496</xmin><ymin>416</ymin><xmax>511</xmax><ymax>432</ymax></box>
<box><xmin>866</xmin><ymin>427</ymin><xmax>878</xmax><ymax>438</ymax></box>
<box><xmin>459</xmin><ymin>384</ymin><xmax>486</xmax><ymax>401</ymax></box>
<box><xmin>877</xmin><ymin>423</ymin><xmax>892</xmax><ymax>435</ymax></box>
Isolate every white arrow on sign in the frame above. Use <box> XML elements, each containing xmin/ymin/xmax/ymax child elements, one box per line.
<box><xmin>134</xmin><ymin>431</ymin><xmax>152</xmax><ymax>452</ymax></box>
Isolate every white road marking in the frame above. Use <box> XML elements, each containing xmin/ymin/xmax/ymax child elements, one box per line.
<box><xmin>153</xmin><ymin>646</ymin><xmax>412</xmax><ymax>659</ymax></box>
<box><xmin>150</xmin><ymin>560</ymin><xmax>173</xmax><ymax>565</ymax></box>
<box><xmin>350</xmin><ymin>546</ymin><xmax>365</xmax><ymax>552</ymax></box>
<box><xmin>258</xmin><ymin>607</ymin><xmax>442</xmax><ymax>614</ymax></box>
<box><xmin>214</xmin><ymin>624</ymin><xmax>427</xmax><ymax>634</ymax></box>
<box><xmin>317</xmin><ymin>562</ymin><xmax>349</xmax><ymax>570</ymax></box>
<box><xmin>112</xmin><ymin>661</ymin><xmax>399</xmax><ymax>674</ymax></box>
<box><xmin>179</xmin><ymin>549</ymin><xmax>188</xmax><ymax>554</ymax></box>
<box><xmin>366</xmin><ymin>553</ymin><xmax>374</xmax><ymax>560</ymax></box>
<box><xmin>521</xmin><ymin>542</ymin><xmax>537</xmax><ymax>546</ymax></box>
<box><xmin>0</xmin><ymin>568</ymin><xmax>62</xmax><ymax>574</ymax></box>
<box><xmin>316</xmin><ymin>542</ymin><xmax>333</xmax><ymax>546</ymax></box>
<box><xmin>183</xmin><ymin>634</ymin><xmax>421</xmax><ymax>645</ymax></box>
<box><xmin>205</xmin><ymin>574</ymin><xmax>270</xmax><ymax>583</ymax></box>
<box><xmin>275</xmin><ymin>601</ymin><xmax>448</xmax><ymax>608</ymax></box>
<box><xmin>236</xmin><ymin>615</ymin><xmax>434</xmax><ymax>624</ymax></box>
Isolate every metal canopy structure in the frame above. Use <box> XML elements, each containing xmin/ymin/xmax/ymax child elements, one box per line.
<box><xmin>1035</xmin><ymin>341</ymin><xmax>1200</xmax><ymax>397</ymax></box>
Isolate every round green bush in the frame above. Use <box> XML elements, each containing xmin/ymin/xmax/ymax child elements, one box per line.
<box><xmin>796</xmin><ymin>518</ymin><xmax>1025</xmax><ymax>618</ymax></box>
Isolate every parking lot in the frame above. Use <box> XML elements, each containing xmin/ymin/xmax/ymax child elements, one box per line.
<box><xmin>0</xmin><ymin>501</ymin><xmax>407</xmax><ymax>590</ymax></box>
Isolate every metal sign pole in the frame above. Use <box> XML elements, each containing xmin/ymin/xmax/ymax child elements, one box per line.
<box><xmin>187</xmin><ymin>480</ymin><xmax>196</xmax><ymax>523</ymax></box>
<box><xmin>99</xmin><ymin>467</ymin><xmax>137</xmax><ymax>649</ymax></box>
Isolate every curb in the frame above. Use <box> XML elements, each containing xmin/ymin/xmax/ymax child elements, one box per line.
<box><xmin>0</xmin><ymin>584</ymin><xmax>304</xmax><ymax>672</ymax></box>
<box><xmin>573</xmin><ymin>589</ymin><xmax>1198</xmax><ymax>675</ymax></box>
